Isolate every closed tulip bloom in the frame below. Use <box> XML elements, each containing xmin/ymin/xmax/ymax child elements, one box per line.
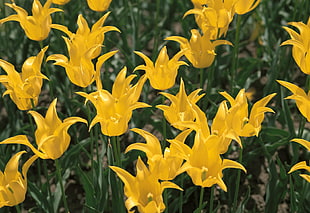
<box><xmin>277</xmin><ymin>80</ymin><xmax>310</xmax><ymax>121</ymax></box>
<box><xmin>0</xmin><ymin>47</ymin><xmax>48</xmax><ymax>110</ymax></box>
<box><xmin>157</xmin><ymin>79</ymin><xmax>204</xmax><ymax>130</ymax></box>
<box><xmin>110</xmin><ymin>157</ymin><xmax>182</xmax><ymax>213</ymax></box>
<box><xmin>51</xmin><ymin>13</ymin><xmax>120</xmax><ymax>59</ymax></box>
<box><xmin>126</xmin><ymin>128</ymin><xmax>192</xmax><ymax>180</ymax></box>
<box><xmin>166</xmin><ymin>29</ymin><xmax>232</xmax><ymax>68</ymax></box>
<box><xmin>0</xmin><ymin>0</ymin><xmax>62</xmax><ymax>41</ymax></box>
<box><xmin>170</xmin><ymin>133</ymin><xmax>246</xmax><ymax>191</ymax></box>
<box><xmin>281</xmin><ymin>18</ymin><xmax>310</xmax><ymax>75</ymax></box>
<box><xmin>87</xmin><ymin>0</ymin><xmax>112</xmax><ymax>12</ymax></box>
<box><xmin>0</xmin><ymin>99</ymin><xmax>87</xmax><ymax>160</ymax></box>
<box><xmin>234</xmin><ymin>0</ymin><xmax>260</xmax><ymax>15</ymax></box>
<box><xmin>288</xmin><ymin>139</ymin><xmax>310</xmax><ymax>182</ymax></box>
<box><xmin>134</xmin><ymin>46</ymin><xmax>187</xmax><ymax>90</ymax></box>
<box><xmin>52</xmin><ymin>0</ymin><xmax>71</xmax><ymax>5</ymax></box>
<box><xmin>77</xmin><ymin>67</ymin><xmax>150</xmax><ymax>136</ymax></box>
<box><xmin>0</xmin><ymin>151</ymin><xmax>38</xmax><ymax>208</ymax></box>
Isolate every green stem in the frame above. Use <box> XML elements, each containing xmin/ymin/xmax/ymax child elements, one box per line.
<box><xmin>198</xmin><ymin>186</ymin><xmax>205</xmax><ymax>210</ymax></box>
<box><xmin>152</xmin><ymin>0</ymin><xmax>161</xmax><ymax>60</ymax></box>
<box><xmin>231</xmin><ymin>15</ymin><xmax>242</xmax><ymax>93</ymax></box>
<box><xmin>15</xmin><ymin>204</ymin><xmax>21</xmax><ymax>213</ymax></box>
<box><xmin>209</xmin><ymin>186</ymin><xmax>215</xmax><ymax>213</ymax></box>
<box><xmin>43</xmin><ymin>160</ymin><xmax>54</xmax><ymax>213</ymax></box>
<box><xmin>232</xmin><ymin>148</ymin><xmax>243</xmax><ymax>212</ymax></box>
<box><xmin>39</xmin><ymin>41</ymin><xmax>54</xmax><ymax>99</ymax></box>
<box><xmin>111</xmin><ymin>136</ymin><xmax>121</xmax><ymax>166</ymax></box>
<box><xmin>179</xmin><ymin>174</ymin><xmax>184</xmax><ymax>213</ymax></box>
<box><xmin>200</xmin><ymin>68</ymin><xmax>204</xmax><ymax>89</ymax></box>
<box><xmin>55</xmin><ymin>159</ymin><xmax>69</xmax><ymax>213</ymax></box>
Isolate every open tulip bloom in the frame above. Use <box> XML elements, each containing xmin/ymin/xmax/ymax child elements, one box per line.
<box><xmin>0</xmin><ymin>99</ymin><xmax>87</xmax><ymax>160</ymax></box>
<box><xmin>157</xmin><ymin>79</ymin><xmax>204</xmax><ymax>130</ymax></box>
<box><xmin>281</xmin><ymin>18</ymin><xmax>310</xmax><ymax>75</ymax></box>
<box><xmin>134</xmin><ymin>46</ymin><xmax>188</xmax><ymax>90</ymax></box>
<box><xmin>0</xmin><ymin>151</ymin><xmax>38</xmax><ymax>208</ymax></box>
<box><xmin>0</xmin><ymin>0</ymin><xmax>62</xmax><ymax>41</ymax></box>
<box><xmin>288</xmin><ymin>139</ymin><xmax>310</xmax><ymax>182</ymax></box>
<box><xmin>110</xmin><ymin>157</ymin><xmax>182</xmax><ymax>213</ymax></box>
<box><xmin>77</xmin><ymin>67</ymin><xmax>150</xmax><ymax>136</ymax></box>
<box><xmin>277</xmin><ymin>80</ymin><xmax>310</xmax><ymax>122</ymax></box>
<box><xmin>166</xmin><ymin>29</ymin><xmax>232</xmax><ymax>68</ymax></box>
<box><xmin>126</xmin><ymin>128</ymin><xmax>192</xmax><ymax>181</ymax></box>
<box><xmin>0</xmin><ymin>47</ymin><xmax>49</xmax><ymax>110</ymax></box>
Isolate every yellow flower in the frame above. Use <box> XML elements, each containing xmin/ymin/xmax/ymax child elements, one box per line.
<box><xmin>234</xmin><ymin>0</ymin><xmax>260</xmax><ymax>15</ymax></box>
<box><xmin>157</xmin><ymin>79</ymin><xmax>204</xmax><ymax>130</ymax></box>
<box><xmin>277</xmin><ymin>80</ymin><xmax>310</xmax><ymax>121</ymax></box>
<box><xmin>184</xmin><ymin>1</ymin><xmax>235</xmax><ymax>39</ymax></box>
<box><xmin>166</xmin><ymin>29</ymin><xmax>232</xmax><ymax>68</ymax></box>
<box><xmin>110</xmin><ymin>157</ymin><xmax>182</xmax><ymax>213</ymax></box>
<box><xmin>51</xmin><ymin>12</ymin><xmax>120</xmax><ymax>59</ymax></box>
<box><xmin>87</xmin><ymin>0</ymin><xmax>112</xmax><ymax>12</ymax></box>
<box><xmin>134</xmin><ymin>46</ymin><xmax>187</xmax><ymax>90</ymax></box>
<box><xmin>0</xmin><ymin>0</ymin><xmax>62</xmax><ymax>41</ymax></box>
<box><xmin>0</xmin><ymin>99</ymin><xmax>87</xmax><ymax>160</ymax></box>
<box><xmin>0</xmin><ymin>151</ymin><xmax>38</xmax><ymax>208</ymax></box>
<box><xmin>52</xmin><ymin>0</ymin><xmax>71</xmax><ymax>5</ymax></box>
<box><xmin>0</xmin><ymin>47</ymin><xmax>49</xmax><ymax>110</ymax></box>
<box><xmin>281</xmin><ymin>18</ymin><xmax>310</xmax><ymax>75</ymax></box>
<box><xmin>288</xmin><ymin>139</ymin><xmax>310</xmax><ymax>182</ymax></box>
<box><xmin>170</xmin><ymin>132</ymin><xmax>246</xmax><ymax>191</ymax></box>
<box><xmin>47</xmin><ymin>45</ymin><xmax>118</xmax><ymax>88</ymax></box>
<box><xmin>126</xmin><ymin>128</ymin><xmax>192</xmax><ymax>180</ymax></box>
<box><xmin>77</xmin><ymin>67</ymin><xmax>150</xmax><ymax>136</ymax></box>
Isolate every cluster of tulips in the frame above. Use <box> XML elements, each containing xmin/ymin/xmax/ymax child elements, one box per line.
<box><xmin>0</xmin><ymin>0</ymin><xmax>309</xmax><ymax>212</ymax></box>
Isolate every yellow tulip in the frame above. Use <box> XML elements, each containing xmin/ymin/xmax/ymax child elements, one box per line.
<box><xmin>0</xmin><ymin>0</ymin><xmax>62</xmax><ymax>41</ymax></box>
<box><xmin>134</xmin><ymin>46</ymin><xmax>187</xmax><ymax>90</ymax></box>
<box><xmin>157</xmin><ymin>79</ymin><xmax>204</xmax><ymax>130</ymax></box>
<box><xmin>52</xmin><ymin>0</ymin><xmax>71</xmax><ymax>5</ymax></box>
<box><xmin>77</xmin><ymin>67</ymin><xmax>150</xmax><ymax>136</ymax></box>
<box><xmin>126</xmin><ymin>128</ymin><xmax>192</xmax><ymax>180</ymax></box>
<box><xmin>110</xmin><ymin>157</ymin><xmax>182</xmax><ymax>213</ymax></box>
<box><xmin>87</xmin><ymin>0</ymin><xmax>112</xmax><ymax>12</ymax></box>
<box><xmin>0</xmin><ymin>99</ymin><xmax>87</xmax><ymax>160</ymax></box>
<box><xmin>51</xmin><ymin>12</ymin><xmax>120</xmax><ymax>59</ymax></box>
<box><xmin>277</xmin><ymin>80</ymin><xmax>310</xmax><ymax>121</ymax></box>
<box><xmin>288</xmin><ymin>139</ymin><xmax>310</xmax><ymax>182</ymax></box>
<box><xmin>234</xmin><ymin>0</ymin><xmax>260</xmax><ymax>15</ymax></box>
<box><xmin>170</xmin><ymin>132</ymin><xmax>246</xmax><ymax>191</ymax></box>
<box><xmin>0</xmin><ymin>151</ymin><xmax>38</xmax><ymax>208</ymax></box>
<box><xmin>166</xmin><ymin>29</ymin><xmax>232</xmax><ymax>68</ymax></box>
<box><xmin>281</xmin><ymin>18</ymin><xmax>310</xmax><ymax>75</ymax></box>
<box><xmin>48</xmin><ymin>45</ymin><xmax>118</xmax><ymax>88</ymax></box>
<box><xmin>0</xmin><ymin>47</ymin><xmax>49</xmax><ymax>110</ymax></box>
<box><xmin>184</xmin><ymin>0</ymin><xmax>235</xmax><ymax>39</ymax></box>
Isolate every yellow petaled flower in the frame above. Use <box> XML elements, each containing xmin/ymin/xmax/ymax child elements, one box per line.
<box><xmin>77</xmin><ymin>67</ymin><xmax>150</xmax><ymax>136</ymax></box>
<box><xmin>0</xmin><ymin>151</ymin><xmax>37</xmax><ymax>208</ymax></box>
<box><xmin>219</xmin><ymin>89</ymin><xmax>276</xmax><ymax>138</ymax></box>
<box><xmin>110</xmin><ymin>157</ymin><xmax>182</xmax><ymax>213</ymax></box>
<box><xmin>87</xmin><ymin>0</ymin><xmax>112</xmax><ymax>12</ymax></box>
<box><xmin>234</xmin><ymin>0</ymin><xmax>260</xmax><ymax>15</ymax></box>
<box><xmin>48</xmin><ymin>44</ymin><xmax>118</xmax><ymax>88</ymax></box>
<box><xmin>126</xmin><ymin>128</ymin><xmax>192</xmax><ymax>180</ymax></box>
<box><xmin>170</xmin><ymin>132</ymin><xmax>246</xmax><ymax>191</ymax></box>
<box><xmin>0</xmin><ymin>47</ymin><xmax>49</xmax><ymax>110</ymax></box>
<box><xmin>166</xmin><ymin>29</ymin><xmax>232</xmax><ymax>68</ymax></box>
<box><xmin>277</xmin><ymin>80</ymin><xmax>310</xmax><ymax>121</ymax></box>
<box><xmin>51</xmin><ymin>12</ymin><xmax>120</xmax><ymax>60</ymax></box>
<box><xmin>0</xmin><ymin>99</ymin><xmax>87</xmax><ymax>160</ymax></box>
<box><xmin>288</xmin><ymin>139</ymin><xmax>310</xmax><ymax>182</ymax></box>
<box><xmin>184</xmin><ymin>0</ymin><xmax>235</xmax><ymax>39</ymax></box>
<box><xmin>0</xmin><ymin>0</ymin><xmax>62</xmax><ymax>41</ymax></box>
<box><xmin>52</xmin><ymin>0</ymin><xmax>71</xmax><ymax>5</ymax></box>
<box><xmin>134</xmin><ymin>46</ymin><xmax>187</xmax><ymax>90</ymax></box>
<box><xmin>281</xmin><ymin>18</ymin><xmax>310</xmax><ymax>75</ymax></box>
<box><xmin>157</xmin><ymin>79</ymin><xmax>204</xmax><ymax>130</ymax></box>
